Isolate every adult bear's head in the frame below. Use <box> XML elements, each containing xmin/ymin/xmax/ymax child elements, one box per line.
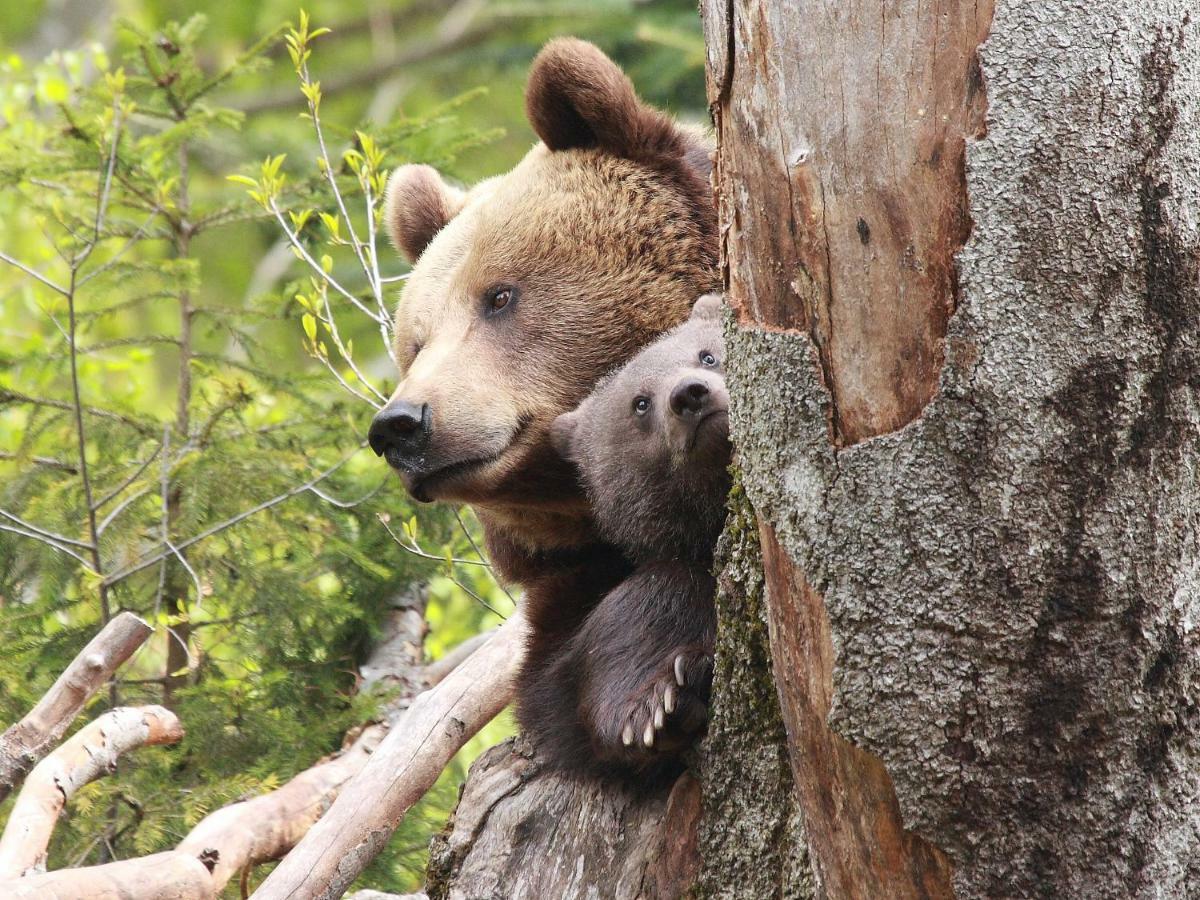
<box><xmin>369</xmin><ymin>39</ymin><xmax>717</xmax><ymax>534</ymax></box>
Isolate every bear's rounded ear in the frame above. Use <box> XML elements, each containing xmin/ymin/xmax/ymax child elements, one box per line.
<box><xmin>690</xmin><ymin>293</ymin><xmax>724</xmax><ymax>322</ymax></box>
<box><xmin>550</xmin><ymin>410</ymin><xmax>581</xmax><ymax>462</ymax></box>
<box><xmin>383</xmin><ymin>164</ymin><xmax>466</xmax><ymax>263</ymax></box>
<box><xmin>525</xmin><ymin>38</ymin><xmax>676</xmax><ymax>159</ymax></box>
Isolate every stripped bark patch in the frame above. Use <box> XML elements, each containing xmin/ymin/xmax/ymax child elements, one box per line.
<box><xmin>714</xmin><ymin>0</ymin><xmax>995</xmax><ymax>446</ymax></box>
<box><xmin>759</xmin><ymin>524</ymin><xmax>954</xmax><ymax>899</ymax></box>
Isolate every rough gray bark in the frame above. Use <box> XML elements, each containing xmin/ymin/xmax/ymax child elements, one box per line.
<box><xmin>705</xmin><ymin>1</ymin><xmax>1200</xmax><ymax>897</ymax></box>
<box><xmin>695</xmin><ymin>481</ymin><xmax>812</xmax><ymax>899</ymax></box>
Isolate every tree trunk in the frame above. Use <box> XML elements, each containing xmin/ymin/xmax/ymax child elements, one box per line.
<box><xmin>426</xmin><ymin>737</ymin><xmax>700</xmax><ymax>900</ymax></box>
<box><xmin>417</xmin><ymin>4</ymin><xmax>1199</xmax><ymax>898</ymax></box>
<box><xmin>701</xmin><ymin>1</ymin><xmax>1200</xmax><ymax>898</ymax></box>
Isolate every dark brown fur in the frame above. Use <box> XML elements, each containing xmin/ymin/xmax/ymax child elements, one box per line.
<box><xmin>543</xmin><ymin>298</ymin><xmax>730</xmax><ymax>776</ymax></box>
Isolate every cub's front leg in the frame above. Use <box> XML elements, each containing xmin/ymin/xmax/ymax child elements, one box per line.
<box><xmin>575</xmin><ymin>560</ymin><xmax>716</xmax><ymax>772</ymax></box>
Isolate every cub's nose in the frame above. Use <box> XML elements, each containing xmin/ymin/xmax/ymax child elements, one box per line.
<box><xmin>368</xmin><ymin>400</ymin><xmax>432</xmax><ymax>461</ymax></box>
<box><xmin>669</xmin><ymin>379</ymin><xmax>711</xmax><ymax>417</ymax></box>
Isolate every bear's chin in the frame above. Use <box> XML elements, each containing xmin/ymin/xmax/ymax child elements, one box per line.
<box><xmin>401</xmin><ymin>450</ymin><xmax>512</xmax><ymax>504</ymax></box>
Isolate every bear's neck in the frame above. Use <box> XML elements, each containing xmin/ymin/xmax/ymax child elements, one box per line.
<box><xmin>475</xmin><ymin>500</ymin><xmax>596</xmax><ymax>552</ymax></box>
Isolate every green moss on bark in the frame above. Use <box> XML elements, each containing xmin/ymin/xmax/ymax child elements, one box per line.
<box><xmin>695</xmin><ymin>473</ymin><xmax>813</xmax><ymax>899</ymax></box>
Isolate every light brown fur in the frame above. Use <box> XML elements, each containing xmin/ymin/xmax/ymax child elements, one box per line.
<box><xmin>380</xmin><ymin>40</ymin><xmax>717</xmax><ymax>556</ymax></box>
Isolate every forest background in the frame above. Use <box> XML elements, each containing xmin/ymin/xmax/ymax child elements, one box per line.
<box><xmin>0</xmin><ymin>0</ymin><xmax>705</xmax><ymax>893</ymax></box>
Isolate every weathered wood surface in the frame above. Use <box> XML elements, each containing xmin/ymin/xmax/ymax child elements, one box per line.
<box><xmin>0</xmin><ymin>611</ymin><xmax>151</xmax><ymax>802</ymax></box>
<box><xmin>703</xmin><ymin>0</ymin><xmax>1200</xmax><ymax>897</ymax></box>
<box><xmin>0</xmin><ymin>705</ymin><xmax>183</xmax><ymax>878</ymax></box>
<box><xmin>0</xmin><ymin>592</ymin><xmax>439</xmax><ymax>898</ymax></box>
<box><xmin>1</xmin><ymin>850</ymin><xmax>217</xmax><ymax>899</ymax></box>
<box><xmin>176</xmin><ymin>592</ymin><xmax>428</xmax><ymax>893</ymax></box>
<box><xmin>426</xmin><ymin>736</ymin><xmax>700</xmax><ymax>900</ymax></box>
<box><xmin>252</xmin><ymin>610</ymin><xmax>528</xmax><ymax>900</ymax></box>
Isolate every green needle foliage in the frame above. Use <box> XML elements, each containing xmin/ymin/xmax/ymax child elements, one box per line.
<box><xmin>0</xmin><ymin>1</ymin><xmax>703</xmax><ymax>893</ymax></box>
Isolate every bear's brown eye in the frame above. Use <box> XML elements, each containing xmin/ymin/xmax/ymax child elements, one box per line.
<box><xmin>484</xmin><ymin>285</ymin><xmax>516</xmax><ymax>316</ymax></box>
<box><xmin>633</xmin><ymin>396</ymin><xmax>651</xmax><ymax>415</ymax></box>
<box><xmin>700</xmin><ymin>351</ymin><xmax>717</xmax><ymax>366</ymax></box>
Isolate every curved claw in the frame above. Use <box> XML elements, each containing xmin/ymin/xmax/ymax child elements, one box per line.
<box><xmin>622</xmin><ymin>723</ymin><xmax>635</xmax><ymax>746</ymax></box>
<box><xmin>674</xmin><ymin>654</ymin><xmax>687</xmax><ymax>687</ymax></box>
<box><xmin>653</xmin><ymin>703</ymin><xmax>665</xmax><ymax>731</ymax></box>
<box><xmin>664</xmin><ymin>684</ymin><xmax>676</xmax><ymax>715</ymax></box>
<box><xmin>643</xmin><ymin>719</ymin><xmax>655</xmax><ymax>748</ymax></box>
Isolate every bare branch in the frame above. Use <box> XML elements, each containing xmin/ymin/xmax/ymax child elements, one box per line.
<box><xmin>0</xmin><ymin>522</ymin><xmax>94</xmax><ymax>567</ymax></box>
<box><xmin>378</xmin><ymin>515</ymin><xmax>492</xmax><ymax>567</ymax></box>
<box><xmin>0</xmin><ymin>705</ymin><xmax>183</xmax><ymax>878</ymax></box>
<box><xmin>0</xmin><ymin>451</ymin><xmax>78</xmax><ymax>474</ymax></box>
<box><xmin>251</xmin><ymin>610</ymin><xmax>527</xmax><ymax>899</ymax></box>
<box><xmin>76</xmin><ymin>209</ymin><xmax>164</xmax><ymax>288</ymax></box>
<box><xmin>0</xmin><ymin>509</ymin><xmax>94</xmax><ymax>550</ymax></box>
<box><xmin>175</xmin><ymin>596</ymin><xmax>428</xmax><ymax>891</ymax></box>
<box><xmin>421</xmin><ymin>629</ymin><xmax>494</xmax><ymax>686</ymax></box>
<box><xmin>0</xmin><ymin>851</ymin><xmax>215</xmax><ymax>899</ymax></box>
<box><xmin>0</xmin><ymin>388</ymin><xmax>158</xmax><ymax>436</ymax></box>
<box><xmin>0</xmin><ymin>612</ymin><xmax>152</xmax><ymax>803</ymax></box>
<box><xmin>92</xmin><ymin>441</ymin><xmax>164</xmax><ymax>512</ymax></box>
<box><xmin>0</xmin><ymin>251</ymin><xmax>67</xmax><ymax>296</ymax></box>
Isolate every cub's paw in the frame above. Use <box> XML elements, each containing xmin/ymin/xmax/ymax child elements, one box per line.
<box><xmin>614</xmin><ymin>648</ymin><xmax>713</xmax><ymax>754</ymax></box>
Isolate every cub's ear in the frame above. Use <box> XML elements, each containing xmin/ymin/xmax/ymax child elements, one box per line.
<box><xmin>383</xmin><ymin>164</ymin><xmax>466</xmax><ymax>263</ymax></box>
<box><xmin>525</xmin><ymin>38</ymin><xmax>679</xmax><ymax>159</ymax></box>
<box><xmin>550</xmin><ymin>410</ymin><xmax>581</xmax><ymax>462</ymax></box>
<box><xmin>690</xmin><ymin>293</ymin><xmax>725</xmax><ymax>322</ymax></box>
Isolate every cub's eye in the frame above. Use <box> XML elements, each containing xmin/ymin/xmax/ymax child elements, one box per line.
<box><xmin>484</xmin><ymin>285</ymin><xmax>517</xmax><ymax>316</ymax></box>
<box><xmin>700</xmin><ymin>350</ymin><xmax>718</xmax><ymax>366</ymax></box>
<box><xmin>633</xmin><ymin>396</ymin><xmax>651</xmax><ymax>416</ymax></box>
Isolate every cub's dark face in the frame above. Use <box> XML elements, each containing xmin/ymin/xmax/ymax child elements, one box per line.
<box><xmin>366</xmin><ymin>39</ymin><xmax>717</xmax><ymax>531</ymax></box>
<box><xmin>552</xmin><ymin>296</ymin><xmax>732</xmax><ymax>563</ymax></box>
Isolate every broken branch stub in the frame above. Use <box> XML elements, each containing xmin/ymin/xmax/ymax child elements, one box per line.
<box><xmin>0</xmin><ymin>611</ymin><xmax>152</xmax><ymax>802</ymax></box>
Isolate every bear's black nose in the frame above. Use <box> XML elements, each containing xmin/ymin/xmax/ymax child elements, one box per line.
<box><xmin>669</xmin><ymin>379</ymin><xmax>710</xmax><ymax>417</ymax></box>
<box><xmin>368</xmin><ymin>400</ymin><xmax>432</xmax><ymax>462</ymax></box>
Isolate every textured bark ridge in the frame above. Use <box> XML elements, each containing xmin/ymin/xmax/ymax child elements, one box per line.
<box><xmin>709</xmin><ymin>1</ymin><xmax>1200</xmax><ymax>897</ymax></box>
<box><xmin>695</xmin><ymin>480</ymin><xmax>812</xmax><ymax>899</ymax></box>
<box><xmin>426</xmin><ymin>737</ymin><xmax>700</xmax><ymax>900</ymax></box>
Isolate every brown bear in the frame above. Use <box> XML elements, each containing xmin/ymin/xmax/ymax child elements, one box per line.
<box><xmin>367</xmin><ymin>38</ymin><xmax>718</xmax><ymax>771</ymax></box>
<box><xmin>542</xmin><ymin>294</ymin><xmax>730</xmax><ymax>774</ymax></box>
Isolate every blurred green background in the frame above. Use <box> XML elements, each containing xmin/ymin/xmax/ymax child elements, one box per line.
<box><xmin>0</xmin><ymin>0</ymin><xmax>705</xmax><ymax>894</ymax></box>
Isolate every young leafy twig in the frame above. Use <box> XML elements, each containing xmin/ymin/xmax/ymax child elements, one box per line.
<box><xmin>377</xmin><ymin>515</ymin><xmax>510</xmax><ymax>620</ymax></box>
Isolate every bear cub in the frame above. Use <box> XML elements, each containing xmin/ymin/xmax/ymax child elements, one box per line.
<box><xmin>530</xmin><ymin>294</ymin><xmax>731</xmax><ymax>776</ymax></box>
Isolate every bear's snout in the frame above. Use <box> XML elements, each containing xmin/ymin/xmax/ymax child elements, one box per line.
<box><xmin>368</xmin><ymin>400</ymin><xmax>432</xmax><ymax>467</ymax></box>
<box><xmin>669</xmin><ymin>379</ymin><xmax>712</xmax><ymax>418</ymax></box>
